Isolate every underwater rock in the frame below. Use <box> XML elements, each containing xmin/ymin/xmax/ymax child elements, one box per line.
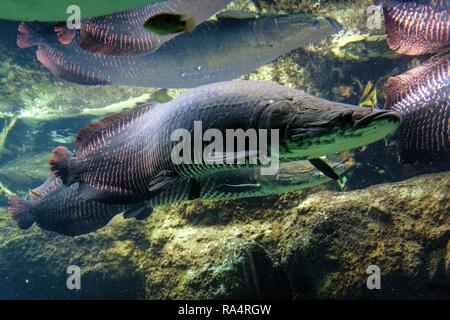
<box><xmin>0</xmin><ymin>152</ymin><xmax>51</xmax><ymax>194</ymax></box>
<box><xmin>0</xmin><ymin>172</ymin><xmax>448</xmax><ymax>299</ymax></box>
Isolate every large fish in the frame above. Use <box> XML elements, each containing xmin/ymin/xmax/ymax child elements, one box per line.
<box><xmin>17</xmin><ymin>13</ymin><xmax>341</xmax><ymax>88</ymax></box>
<box><xmin>7</xmin><ymin>160</ymin><xmax>349</xmax><ymax>236</ymax></box>
<box><xmin>384</xmin><ymin>51</ymin><xmax>450</xmax><ymax>163</ymax></box>
<box><xmin>48</xmin><ymin>81</ymin><xmax>401</xmax><ymax>205</ymax></box>
<box><xmin>54</xmin><ymin>0</ymin><xmax>232</xmax><ymax>56</ymax></box>
<box><xmin>377</xmin><ymin>0</ymin><xmax>450</xmax><ymax>56</ymax></box>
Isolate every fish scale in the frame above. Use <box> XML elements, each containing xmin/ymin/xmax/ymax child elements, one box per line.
<box><xmin>18</xmin><ymin>13</ymin><xmax>340</xmax><ymax>88</ymax></box>
<box><xmin>56</xmin><ymin>0</ymin><xmax>232</xmax><ymax>56</ymax></box>
<box><xmin>381</xmin><ymin>0</ymin><xmax>450</xmax><ymax>55</ymax></box>
<box><xmin>385</xmin><ymin>51</ymin><xmax>450</xmax><ymax>163</ymax></box>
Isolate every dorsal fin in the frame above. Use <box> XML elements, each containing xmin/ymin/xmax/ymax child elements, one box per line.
<box><xmin>385</xmin><ymin>51</ymin><xmax>450</xmax><ymax>108</ymax></box>
<box><xmin>75</xmin><ymin>103</ymin><xmax>158</xmax><ymax>155</ymax></box>
<box><xmin>29</xmin><ymin>176</ymin><xmax>63</xmax><ymax>200</ymax></box>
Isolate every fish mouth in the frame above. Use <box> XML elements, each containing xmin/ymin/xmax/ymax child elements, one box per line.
<box><xmin>283</xmin><ymin>108</ymin><xmax>402</xmax><ymax>160</ymax></box>
<box><xmin>353</xmin><ymin>110</ymin><xmax>402</xmax><ymax>129</ymax></box>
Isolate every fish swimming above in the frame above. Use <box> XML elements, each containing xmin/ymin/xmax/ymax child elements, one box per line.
<box><xmin>17</xmin><ymin>12</ymin><xmax>341</xmax><ymax>88</ymax></box>
<box><xmin>7</xmin><ymin>160</ymin><xmax>350</xmax><ymax>236</ymax></box>
<box><xmin>48</xmin><ymin>81</ymin><xmax>401</xmax><ymax>205</ymax></box>
<box><xmin>54</xmin><ymin>0</ymin><xmax>232</xmax><ymax>56</ymax></box>
<box><xmin>377</xmin><ymin>0</ymin><xmax>450</xmax><ymax>56</ymax></box>
<box><xmin>384</xmin><ymin>50</ymin><xmax>450</xmax><ymax>163</ymax></box>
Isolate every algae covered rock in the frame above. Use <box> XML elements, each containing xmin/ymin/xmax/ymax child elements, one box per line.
<box><xmin>0</xmin><ymin>173</ymin><xmax>448</xmax><ymax>299</ymax></box>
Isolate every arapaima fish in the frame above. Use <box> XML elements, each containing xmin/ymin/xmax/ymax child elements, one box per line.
<box><xmin>384</xmin><ymin>51</ymin><xmax>450</xmax><ymax>163</ymax></box>
<box><xmin>7</xmin><ymin>176</ymin><xmax>134</xmax><ymax>236</ymax></box>
<box><xmin>17</xmin><ymin>13</ymin><xmax>341</xmax><ymax>88</ymax></box>
<box><xmin>48</xmin><ymin>81</ymin><xmax>401</xmax><ymax>205</ymax></box>
<box><xmin>54</xmin><ymin>0</ymin><xmax>232</xmax><ymax>56</ymax></box>
<box><xmin>378</xmin><ymin>0</ymin><xmax>450</xmax><ymax>55</ymax></box>
<box><xmin>7</xmin><ymin>160</ymin><xmax>350</xmax><ymax>236</ymax></box>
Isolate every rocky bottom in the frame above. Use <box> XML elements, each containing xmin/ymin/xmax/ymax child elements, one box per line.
<box><xmin>0</xmin><ymin>172</ymin><xmax>448</xmax><ymax>299</ymax></box>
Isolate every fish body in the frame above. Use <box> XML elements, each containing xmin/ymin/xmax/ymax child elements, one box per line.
<box><xmin>384</xmin><ymin>51</ymin><xmax>450</xmax><ymax>163</ymax></box>
<box><xmin>55</xmin><ymin>0</ymin><xmax>232</xmax><ymax>56</ymax></box>
<box><xmin>7</xmin><ymin>160</ymin><xmax>349</xmax><ymax>236</ymax></box>
<box><xmin>148</xmin><ymin>160</ymin><xmax>351</xmax><ymax>206</ymax></box>
<box><xmin>18</xmin><ymin>13</ymin><xmax>341</xmax><ymax>88</ymax></box>
<box><xmin>379</xmin><ymin>0</ymin><xmax>450</xmax><ymax>55</ymax></box>
<box><xmin>48</xmin><ymin>81</ymin><xmax>401</xmax><ymax>205</ymax></box>
<box><xmin>7</xmin><ymin>177</ymin><xmax>130</xmax><ymax>236</ymax></box>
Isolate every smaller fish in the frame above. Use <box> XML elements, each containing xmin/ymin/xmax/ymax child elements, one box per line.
<box><xmin>332</xmin><ymin>85</ymin><xmax>354</xmax><ymax>99</ymax></box>
<box><xmin>28</xmin><ymin>189</ymin><xmax>42</xmax><ymax>199</ymax></box>
<box><xmin>359</xmin><ymin>81</ymin><xmax>378</xmax><ymax>109</ymax></box>
<box><xmin>144</xmin><ymin>13</ymin><xmax>196</xmax><ymax>35</ymax></box>
<box><xmin>378</xmin><ymin>0</ymin><xmax>450</xmax><ymax>55</ymax></box>
<box><xmin>384</xmin><ymin>50</ymin><xmax>450</xmax><ymax>163</ymax></box>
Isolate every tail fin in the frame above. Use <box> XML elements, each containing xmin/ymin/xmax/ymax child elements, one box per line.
<box><xmin>49</xmin><ymin>146</ymin><xmax>78</xmax><ymax>185</ymax></box>
<box><xmin>54</xmin><ymin>24</ymin><xmax>77</xmax><ymax>45</ymax></box>
<box><xmin>7</xmin><ymin>196</ymin><xmax>36</xmax><ymax>230</ymax></box>
<box><xmin>17</xmin><ymin>22</ymin><xmax>54</xmax><ymax>49</ymax></box>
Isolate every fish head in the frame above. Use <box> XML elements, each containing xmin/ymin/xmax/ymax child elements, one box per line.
<box><xmin>263</xmin><ymin>14</ymin><xmax>341</xmax><ymax>48</ymax></box>
<box><xmin>258</xmin><ymin>93</ymin><xmax>402</xmax><ymax>161</ymax></box>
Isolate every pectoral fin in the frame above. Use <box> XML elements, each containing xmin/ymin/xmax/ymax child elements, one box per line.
<box><xmin>309</xmin><ymin>158</ymin><xmax>340</xmax><ymax>180</ymax></box>
<box><xmin>148</xmin><ymin>171</ymin><xmax>178</xmax><ymax>193</ymax></box>
<box><xmin>124</xmin><ymin>205</ymin><xmax>154</xmax><ymax>221</ymax></box>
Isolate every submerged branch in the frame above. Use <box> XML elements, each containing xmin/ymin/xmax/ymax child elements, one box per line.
<box><xmin>0</xmin><ymin>116</ymin><xmax>18</xmax><ymax>158</ymax></box>
<box><xmin>0</xmin><ymin>93</ymin><xmax>154</xmax><ymax>122</ymax></box>
<box><xmin>0</xmin><ymin>181</ymin><xmax>15</xmax><ymax>197</ymax></box>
